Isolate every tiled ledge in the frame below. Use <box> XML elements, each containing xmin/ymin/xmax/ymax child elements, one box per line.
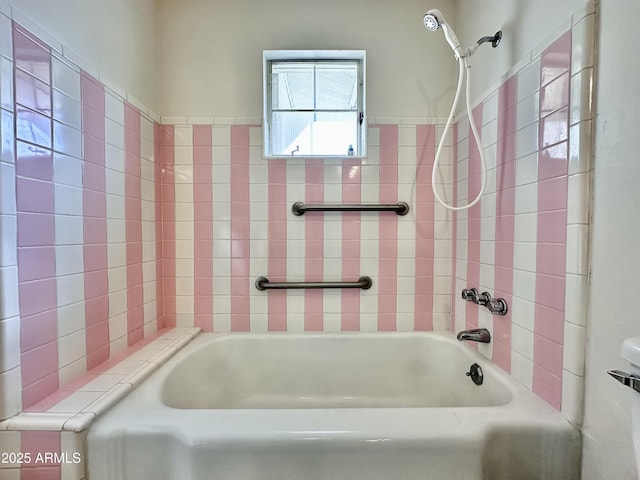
<box><xmin>0</xmin><ymin>328</ymin><xmax>201</xmax><ymax>433</ymax></box>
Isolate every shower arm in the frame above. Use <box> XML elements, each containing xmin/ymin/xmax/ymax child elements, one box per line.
<box><xmin>460</xmin><ymin>31</ymin><xmax>503</xmax><ymax>59</ymax></box>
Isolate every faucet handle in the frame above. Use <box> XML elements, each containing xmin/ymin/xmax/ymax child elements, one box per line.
<box><xmin>461</xmin><ymin>288</ymin><xmax>479</xmax><ymax>302</ymax></box>
<box><xmin>477</xmin><ymin>291</ymin><xmax>491</xmax><ymax>306</ymax></box>
<box><xmin>487</xmin><ymin>298</ymin><xmax>508</xmax><ymax>315</ymax></box>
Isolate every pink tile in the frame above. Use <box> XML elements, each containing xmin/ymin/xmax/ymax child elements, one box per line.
<box><xmin>21</xmin><ymin>341</ymin><xmax>58</xmax><ymax>387</ymax></box>
<box><xmin>536</xmin><ymin>243</ymin><xmax>567</xmax><ymax>276</ymax></box>
<box><xmin>18</xmin><ymin>212</ymin><xmax>54</xmax><ymax>247</ymax></box>
<box><xmin>84</xmin><ymin>134</ymin><xmax>106</xmax><ymax>167</ymax></box>
<box><xmin>18</xmin><ymin>246</ymin><xmax>55</xmax><ymax>282</ymax></box>
<box><xmin>83</xmin><ymin>106</ymin><xmax>105</xmax><ymax>140</ymax></box>
<box><xmin>494</xmin><ymin>241</ymin><xmax>514</xmax><ymax>268</ymax></box>
<box><xmin>538</xmin><ymin>177</ymin><xmax>568</xmax><ymax>212</ymax></box>
<box><xmin>16</xmin><ymin>177</ymin><xmax>54</xmax><ymax>214</ymax></box>
<box><xmin>539</xmin><ymin>141</ymin><xmax>568</xmax><ymax>181</ymax></box>
<box><xmin>16</xmin><ymin>142</ymin><xmax>53</xmax><ymax>181</ymax></box>
<box><xmin>193</xmin><ymin>125</ymin><xmax>212</xmax><ymax>146</ymax></box>
<box><xmin>534</xmin><ymin>334</ymin><xmax>564</xmax><ymax>378</ymax></box>
<box><xmin>84</xmin><ymin>244</ymin><xmax>108</xmax><ymax>271</ymax></box>
<box><xmin>124</xmin><ymin>103</ymin><xmax>140</xmax><ymax>134</ymax></box>
<box><xmin>15</xmin><ymin>68</ymin><xmax>51</xmax><ymax>115</ymax></box>
<box><xmin>86</xmin><ymin>321</ymin><xmax>109</xmax><ymax>364</ymax></box>
<box><xmin>231</xmin><ymin>125</ymin><xmax>250</xmax><ymax>146</ymax></box>
<box><xmin>537</xmin><ymin>211</ymin><xmax>567</xmax><ymax>243</ymax></box>
<box><xmin>21</xmin><ymin>372</ymin><xmax>59</xmax><ymax>410</ymax></box>
<box><xmin>81</xmin><ymin>72</ymin><xmax>105</xmax><ymax>114</ymax></box>
<box><xmin>378</xmin><ymin>125</ymin><xmax>398</xmax><ymax>146</ymax></box>
<box><xmin>540</xmin><ymin>30</ymin><xmax>572</xmax><ymax>87</ymax></box>
<box><xmin>19</xmin><ymin>278</ymin><xmax>57</xmax><ymax>317</ymax></box>
<box><xmin>83</xmin><ymin>217</ymin><xmax>107</xmax><ymax>245</ymax></box>
<box><xmin>13</xmin><ymin>28</ymin><xmax>51</xmax><ymax>85</ymax></box>
<box><xmin>535</xmin><ymin>273</ymin><xmax>566</xmax><ymax>311</ymax></box>
<box><xmin>83</xmin><ymin>189</ymin><xmax>106</xmax><ymax>218</ymax></box>
<box><xmin>535</xmin><ymin>304</ymin><xmax>565</xmax><ymax>343</ymax></box>
<box><xmin>540</xmin><ymin>107</ymin><xmax>569</xmax><ymax>149</ymax></box>
<box><xmin>16</xmin><ymin>108</ymin><xmax>52</xmax><ymax>148</ymax></box>
<box><xmin>85</xmin><ymin>295</ymin><xmax>109</xmax><ymax>326</ymax></box>
<box><xmin>540</xmin><ymin>72</ymin><xmax>570</xmax><ymax>116</ymax></box>
<box><xmin>84</xmin><ymin>270</ymin><xmax>108</xmax><ymax>300</ymax></box>
<box><xmin>20</xmin><ymin>309</ymin><xmax>57</xmax><ymax>352</ymax></box>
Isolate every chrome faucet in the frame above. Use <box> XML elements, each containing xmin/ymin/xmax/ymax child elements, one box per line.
<box><xmin>457</xmin><ymin>328</ymin><xmax>491</xmax><ymax>343</ymax></box>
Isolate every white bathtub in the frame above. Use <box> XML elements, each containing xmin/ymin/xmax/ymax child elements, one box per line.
<box><xmin>87</xmin><ymin>332</ymin><xmax>580</xmax><ymax>480</ymax></box>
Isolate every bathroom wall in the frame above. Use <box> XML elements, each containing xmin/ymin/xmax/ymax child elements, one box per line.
<box><xmin>0</xmin><ymin>3</ymin><xmax>164</xmax><ymax>420</ymax></box>
<box><xmin>157</xmin><ymin>0</ymin><xmax>456</xmax><ymax>119</ymax></box>
<box><xmin>3</xmin><ymin>0</ymin><xmax>158</xmax><ymax>111</ymax></box>
<box><xmin>456</xmin><ymin>0</ymin><xmax>586</xmax><ymax>105</ymax></box>
<box><xmin>451</xmin><ymin>2</ymin><xmax>595</xmax><ymax>425</ymax></box>
<box><xmin>160</xmin><ymin>121</ymin><xmax>453</xmax><ymax>332</ymax></box>
<box><xmin>581</xmin><ymin>1</ymin><xmax>640</xmax><ymax>479</ymax></box>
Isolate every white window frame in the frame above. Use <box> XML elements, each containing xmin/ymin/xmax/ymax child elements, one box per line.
<box><xmin>263</xmin><ymin>50</ymin><xmax>366</xmax><ymax>159</ymax></box>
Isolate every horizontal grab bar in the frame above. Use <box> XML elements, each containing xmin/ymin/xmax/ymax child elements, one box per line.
<box><xmin>255</xmin><ymin>276</ymin><xmax>372</xmax><ymax>291</ymax></box>
<box><xmin>292</xmin><ymin>202</ymin><xmax>409</xmax><ymax>216</ymax></box>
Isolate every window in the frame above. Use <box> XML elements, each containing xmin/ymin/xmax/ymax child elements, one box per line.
<box><xmin>263</xmin><ymin>50</ymin><xmax>366</xmax><ymax>158</ymax></box>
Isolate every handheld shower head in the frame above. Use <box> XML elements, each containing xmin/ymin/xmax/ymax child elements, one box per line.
<box><xmin>423</xmin><ymin>8</ymin><xmax>463</xmax><ymax>59</ymax></box>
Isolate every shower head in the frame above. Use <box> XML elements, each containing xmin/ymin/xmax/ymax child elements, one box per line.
<box><xmin>423</xmin><ymin>8</ymin><xmax>463</xmax><ymax>59</ymax></box>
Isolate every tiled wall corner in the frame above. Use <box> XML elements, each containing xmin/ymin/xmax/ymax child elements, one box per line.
<box><xmin>0</xmin><ymin>13</ymin><xmax>166</xmax><ymax>421</ymax></box>
<box><xmin>453</xmin><ymin>6</ymin><xmax>594</xmax><ymax>417</ymax></box>
<box><xmin>0</xmin><ymin>10</ymin><xmax>22</xmax><ymax>422</ymax></box>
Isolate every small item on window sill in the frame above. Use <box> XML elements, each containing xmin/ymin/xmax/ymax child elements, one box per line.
<box><xmin>347</xmin><ymin>144</ymin><xmax>354</xmax><ymax>156</ymax></box>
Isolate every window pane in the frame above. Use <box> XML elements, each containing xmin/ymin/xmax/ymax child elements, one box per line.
<box><xmin>272</xmin><ymin>111</ymin><xmax>358</xmax><ymax>156</ymax></box>
<box><xmin>315</xmin><ymin>64</ymin><xmax>358</xmax><ymax>110</ymax></box>
<box><xmin>271</xmin><ymin>64</ymin><xmax>314</xmax><ymax>110</ymax></box>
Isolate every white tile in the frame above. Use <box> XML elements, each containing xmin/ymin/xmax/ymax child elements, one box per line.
<box><xmin>0</xmin><ymin>12</ymin><xmax>11</xmax><ymax>59</ymax></box>
<box><xmin>55</xmin><ymin>215</ymin><xmax>84</xmax><ymax>245</ymax></box>
<box><xmin>0</xmin><ymin>266</ymin><xmax>18</xmax><ymax>319</ymax></box>
<box><xmin>512</xmin><ymin>268</ymin><xmax>537</xmax><ymax>302</ymax></box>
<box><xmin>482</xmin><ymin>91</ymin><xmax>499</xmax><ymax>125</ymax></box>
<box><xmin>398</xmin><ymin>125</ymin><xmax>416</xmax><ymax>147</ymax></box>
<box><xmin>1</xmin><ymin>108</ymin><xmax>14</xmax><ymax>163</ymax></box>
<box><xmin>54</xmin><ymin>153</ymin><xmax>83</xmax><ymax>187</ymax></box>
<box><xmin>512</xmin><ymin>323</ymin><xmax>534</xmax><ymax>360</ymax></box>
<box><xmin>54</xmin><ymin>121</ymin><xmax>82</xmax><ymax>158</ymax></box>
<box><xmin>510</xmin><ymin>296</ymin><xmax>535</xmax><ymax>331</ymax></box>
<box><xmin>516</xmin><ymin>92</ymin><xmax>539</xmax><ymax>132</ymax></box>
<box><xmin>561</xmin><ymin>370</ymin><xmax>585</xmax><ymax>426</ymax></box>
<box><xmin>513</xmin><ymin>213</ymin><xmax>538</xmax><ymax>243</ymax></box>
<box><xmin>0</xmin><ymin>214</ymin><xmax>16</xmax><ymax>267</ymax></box>
<box><xmin>107</xmin><ymin>266</ymin><xmax>126</xmax><ymax>293</ymax></box>
<box><xmin>56</xmin><ymin>273</ymin><xmax>85</xmax><ymax>307</ymax></box>
<box><xmin>0</xmin><ymin>163</ymin><xmax>15</xmax><ymax>215</ymax></box>
<box><xmin>80</xmin><ymin>373</ymin><xmax>125</xmax><ymax>392</ymax></box>
<box><xmin>55</xmin><ymin>184</ymin><xmax>83</xmax><ymax>215</ymax></box>
<box><xmin>0</xmin><ymin>316</ymin><xmax>19</xmax><ymax>372</ymax></box>
<box><xmin>105</xmin><ymin>92</ymin><xmax>124</xmax><ymax>125</ymax></box>
<box><xmin>55</xmin><ymin>245</ymin><xmax>84</xmax><ymax>276</ymax></box>
<box><xmin>564</xmin><ymin>322</ymin><xmax>586</xmax><ymax>376</ymax></box>
<box><xmin>568</xmin><ymin>120</ymin><xmax>592</xmax><ymax>175</ymax></box>
<box><xmin>58</xmin><ymin>329</ymin><xmax>86</xmax><ymax>368</ymax></box>
<box><xmin>47</xmin><ymin>391</ymin><xmax>103</xmax><ymax>414</ymax></box>
<box><xmin>513</xmin><ymin>242</ymin><xmax>537</xmax><ymax>274</ymax></box>
<box><xmin>106</xmin><ymin>144</ymin><xmax>125</xmax><ymax>172</ymax></box>
<box><xmin>57</xmin><ymin>301</ymin><xmax>85</xmax><ymax>337</ymax></box>
<box><xmin>0</xmin><ymin>367</ymin><xmax>21</xmax><ymax>419</ymax></box>
<box><xmin>567</xmin><ymin>173</ymin><xmax>590</xmax><ymax>225</ymax></box>
<box><xmin>515</xmin><ymin>152</ymin><xmax>538</xmax><ymax>187</ymax></box>
<box><xmin>105</xmin><ymin>119</ymin><xmax>125</xmax><ymax>149</ymax></box>
<box><xmin>571</xmin><ymin>13</ymin><xmax>596</xmax><ymax>74</ymax></box>
<box><xmin>570</xmin><ymin>68</ymin><xmax>594</xmax><ymax>125</ymax></box>
<box><xmin>107</xmin><ymin>243</ymin><xmax>126</xmax><ymax>269</ymax></box>
<box><xmin>517</xmin><ymin>58</ymin><xmax>541</xmax><ymax>100</ymax></box>
<box><xmin>514</xmin><ymin>183</ymin><xmax>538</xmax><ymax>214</ymax></box>
<box><xmin>511</xmin><ymin>352</ymin><xmax>533</xmax><ymax>390</ymax></box>
<box><xmin>58</xmin><ymin>358</ymin><xmax>86</xmax><ymax>388</ymax></box>
<box><xmin>0</xmin><ymin>57</ymin><xmax>13</xmax><ymax>113</ymax></box>
<box><xmin>174</xmin><ymin>126</ymin><xmax>193</xmax><ymax>146</ymax></box>
<box><xmin>566</xmin><ymin>224</ymin><xmax>589</xmax><ymax>275</ymax></box>
<box><xmin>52</xmin><ymin>56</ymin><xmax>81</xmax><ymax>101</ymax></box>
<box><xmin>52</xmin><ymin>90</ymin><xmax>82</xmax><ymax>130</ymax></box>
<box><xmin>515</xmin><ymin>122</ymin><xmax>538</xmax><ymax>159</ymax></box>
<box><xmin>565</xmin><ymin>273</ymin><xmax>588</xmax><ymax>327</ymax></box>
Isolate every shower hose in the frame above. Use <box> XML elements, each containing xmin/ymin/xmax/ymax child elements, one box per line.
<box><xmin>432</xmin><ymin>55</ymin><xmax>488</xmax><ymax>211</ymax></box>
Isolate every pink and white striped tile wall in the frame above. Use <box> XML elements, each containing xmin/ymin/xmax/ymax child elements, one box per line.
<box><xmin>159</xmin><ymin>122</ymin><xmax>453</xmax><ymax>333</ymax></box>
<box><xmin>452</xmin><ymin>8</ymin><xmax>595</xmax><ymax>420</ymax></box>
<box><xmin>0</xmin><ymin>16</ymin><xmax>166</xmax><ymax>421</ymax></box>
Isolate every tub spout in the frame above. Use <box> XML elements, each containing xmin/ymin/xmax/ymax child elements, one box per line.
<box><xmin>456</xmin><ymin>328</ymin><xmax>491</xmax><ymax>343</ymax></box>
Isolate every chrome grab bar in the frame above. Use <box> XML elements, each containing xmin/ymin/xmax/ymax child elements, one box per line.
<box><xmin>255</xmin><ymin>276</ymin><xmax>372</xmax><ymax>291</ymax></box>
<box><xmin>292</xmin><ymin>202</ymin><xmax>410</xmax><ymax>216</ymax></box>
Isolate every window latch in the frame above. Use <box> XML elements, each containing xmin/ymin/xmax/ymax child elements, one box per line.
<box><xmin>359</xmin><ymin>112</ymin><xmax>364</xmax><ymax>125</ymax></box>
